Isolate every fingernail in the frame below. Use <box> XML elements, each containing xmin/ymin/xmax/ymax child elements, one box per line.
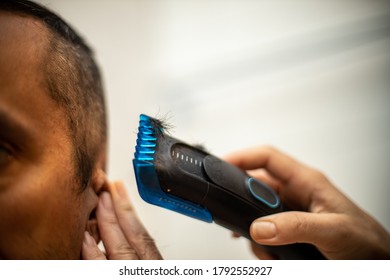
<box><xmin>100</xmin><ymin>192</ymin><xmax>112</xmax><ymax>210</ymax></box>
<box><xmin>251</xmin><ymin>221</ymin><xmax>277</xmax><ymax>240</ymax></box>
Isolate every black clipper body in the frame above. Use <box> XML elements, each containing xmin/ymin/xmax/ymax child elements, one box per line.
<box><xmin>133</xmin><ymin>114</ymin><xmax>324</xmax><ymax>259</ymax></box>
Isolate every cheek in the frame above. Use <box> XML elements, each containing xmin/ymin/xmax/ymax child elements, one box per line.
<box><xmin>0</xmin><ymin>164</ymin><xmax>89</xmax><ymax>259</ymax></box>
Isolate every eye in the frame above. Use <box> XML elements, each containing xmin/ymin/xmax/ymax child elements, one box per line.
<box><xmin>0</xmin><ymin>144</ymin><xmax>12</xmax><ymax>167</ymax></box>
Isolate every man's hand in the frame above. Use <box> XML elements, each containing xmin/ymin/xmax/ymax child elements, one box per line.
<box><xmin>82</xmin><ymin>181</ymin><xmax>162</xmax><ymax>260</ymax></box>
<box><xmin>225</xmin><ymin>145</ymin><xmax>390</xmax><ymax>260</ymax></box>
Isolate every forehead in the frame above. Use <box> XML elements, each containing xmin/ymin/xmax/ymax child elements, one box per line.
<box><xmin>0</xmin><ymin>12</ymin><xmax>69</xmax><ymax>142</ymax></box>
<box><xmin>0</xmin><ymin>11</ymin><xmax>48</xmax><ymax>79</ymax></box>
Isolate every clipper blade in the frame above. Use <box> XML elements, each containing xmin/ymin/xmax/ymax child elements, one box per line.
<box><xmin>133</xmin><ymin>114</ymin><xmax>213</xmax><ymax>222</ymax></box>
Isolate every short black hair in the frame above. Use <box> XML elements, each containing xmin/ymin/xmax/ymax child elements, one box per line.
<box><xmin>0</xmin><ymin>0</ymin><xmax>107</xmax><ymax>190</ymax></box>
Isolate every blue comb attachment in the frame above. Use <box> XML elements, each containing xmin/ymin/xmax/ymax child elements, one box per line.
<box><xmin>133</xmin><ymin>114</ymin><xmax>213</xmax><ymax>223</ymax></box>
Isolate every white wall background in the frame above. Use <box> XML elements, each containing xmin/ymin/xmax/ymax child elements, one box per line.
<box><xmin>36</xmin><ymin>0</ymin><xmax>390</xmax><ymax>259</ymax></box>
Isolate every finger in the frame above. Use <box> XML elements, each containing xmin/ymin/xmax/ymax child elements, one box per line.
<box><xmin>97</xmin><ymin>191</ymin><xmax>139</xmax><ymax>259</ymax></box>
<box><xmin>224</xmin><ymin>145</ymin><xmax>303</xmax><ymax>183</ymax></box>
<box><xmin>250</xmin><ymin>211</ymin><xmax>344</xmax><ymax>253</ymax></box>
<box><xmin>109</xmin><ymin>181</ymin><xmax>162</xmax><ymax>260</ymax></box>
<box><xmin>81</xmin><ymin>231</ymin><xmax>106</xmax><ymax>260</ymax></box>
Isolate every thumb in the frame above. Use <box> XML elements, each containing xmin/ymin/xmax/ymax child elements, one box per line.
<box><xmin>250</xmin><ymin>211</ymin><xmax>343</xmax><ymax>250</ymax></box>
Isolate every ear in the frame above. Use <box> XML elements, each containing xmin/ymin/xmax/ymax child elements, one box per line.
<box><xmin>86</xmin><ymin>168</ymin><xmax>106</xmax><ymax>244</ymax></box>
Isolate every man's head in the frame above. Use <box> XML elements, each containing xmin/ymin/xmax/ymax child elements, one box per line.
<box><xmin>0</xmin><ymin>0</ymin><xmax>107</xmax><ymax>259</ymax></box>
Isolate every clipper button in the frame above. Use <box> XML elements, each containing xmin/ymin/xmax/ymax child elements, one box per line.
<box><xmin>247</xmin><ymin>178</ymin><xmax>280</xmax><ymax>208</ymax></box>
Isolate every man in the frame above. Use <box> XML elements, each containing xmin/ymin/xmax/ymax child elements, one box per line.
<box><xmin>0</xmin><ymin>0</ymin><xmax>161</xmax><ymax>259</ymax></box>
<box><xmin>1</xmin><ymin>0</ymin><xmax>389</xmax><ymax>260</ymax></box>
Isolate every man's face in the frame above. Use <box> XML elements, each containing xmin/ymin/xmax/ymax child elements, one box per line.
<box><xmin>0</xmin><ymin>12</ymin><xmax>97</xmax><ymax>259</ymax></box>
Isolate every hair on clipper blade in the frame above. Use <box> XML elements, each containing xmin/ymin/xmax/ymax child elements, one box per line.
<box><xmin>132</xmin><ymin>114</ymin><xmax>325</xmax><ymax>259</ymax></box>
<box><xmin>148</xmin><ymin>114</ymin><xmax>174</xmax><ymax>137</ymax></box>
